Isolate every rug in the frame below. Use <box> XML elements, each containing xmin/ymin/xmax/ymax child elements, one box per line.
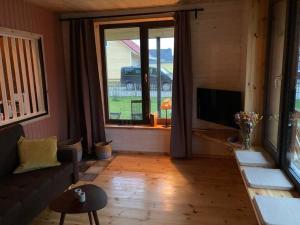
<box><xmin>78</xmin><ymin>155</ymin><xmax>115</xmax><ymax>181</ymax></box>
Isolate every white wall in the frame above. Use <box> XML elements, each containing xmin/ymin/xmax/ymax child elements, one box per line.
<box><xmin>106</xmin><ymin>127</ymin><xmax>171</xmax><ymax>153</ymax></box>
<box><xmin>106</xmin><ymin>41</ymin><xmax>132</xmax><ymax>79</ymax></box>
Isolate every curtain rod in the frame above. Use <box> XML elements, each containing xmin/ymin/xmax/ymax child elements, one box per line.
<box><xmin>60</xmin><ymin>8</ymin><xmax>204</xmax><ymax>21</ymax></box>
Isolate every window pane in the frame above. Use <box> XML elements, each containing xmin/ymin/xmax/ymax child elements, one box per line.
<box><xmin>264</xmin><ymin>0</ymin><xmax>287</xmax><ymax>152</ymax></box>
<box><xmin>104</xmin><ymin>27</ymin><xmax>143</xmax><ymax>121</ymax></box>
<box><xmin>148</xmin><ymin>27</ymin><xmax>174</xmax><ymax>118</ymax></box>
<box><xmin>287</xmin><ymin>14</ymin><xmax>300</xmax><ymax>176</ymax></box>
<box><xmin>289</xmin><ymin>56</ymin><xmax>300</xmax><ymax>175</ymax></box>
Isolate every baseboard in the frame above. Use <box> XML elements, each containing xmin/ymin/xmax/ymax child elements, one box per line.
<box><xmin>113</xmin><ymin>150</ymin><xmax>170</xmax><ymax>156</ymax></box>
<box><xmin>192</xmin><ymin>153</ymin><xmax>234</xmax><ymax>159</ymax></box>
<box><xmin>113</xmin><ymin>151</ymin><xmax>233</xmax><ymax>159</ymax></box>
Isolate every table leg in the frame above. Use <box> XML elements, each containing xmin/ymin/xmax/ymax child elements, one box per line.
<box><xmin>59</xmin><ymin>213</ymin><xmax>65</xmax><ymax>225</ymax></box>
<box><xmin>92</xmin><ymin>211</ymin><xmax>100</xmax><ymax>225</ymax></box>
<box><xmin>88</xmin><ymin>212</ymin><xmax>93</xmax><ymax>225</ymax></box>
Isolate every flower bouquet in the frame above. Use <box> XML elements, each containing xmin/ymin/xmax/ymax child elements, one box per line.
<box><xmin>234</xmin><ymin>112</ymin><xmax>263</xmax><ymax>150</ymax></box>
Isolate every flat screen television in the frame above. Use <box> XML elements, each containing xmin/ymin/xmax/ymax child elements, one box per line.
<box><xmin>197</xmin><ymin>88</ymin><xmax>242</xmax><ymax>128</ymax></box>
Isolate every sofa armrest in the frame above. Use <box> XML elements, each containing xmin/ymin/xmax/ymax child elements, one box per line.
<box><xmin>57</xmin><ymin>147</ymin><xmax>79</xmax><ymax>183</ymax></box>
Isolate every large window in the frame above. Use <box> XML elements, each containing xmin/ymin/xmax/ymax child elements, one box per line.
<box><xmin>281</xmin><ymin>0</ymin><xmax>300</xmax><ymax>186</ymax></box>
<box><xmin>0</xmin><ymin>28</ymin><xmax>48</xmax><ymax>126</ymax></box>
<box><xmin>264</xmin><ymin>0</ymin><xmax>288</xmax><ymax>161</ymax></box>
<box><xmin>263</xmin><ymin>0</ymin><xmax>300</xmax><ymax>190</ymax></box>
<box><xmin>100</xmin><ymin>22</ymin><xmax>174</xmax><ymax>124</ymax></box>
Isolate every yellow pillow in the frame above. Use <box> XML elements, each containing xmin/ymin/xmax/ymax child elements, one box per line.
<box><xmin>14</xmin><ymin>136</ymin><xmax>61</xmax><ymax>174</ymax></box>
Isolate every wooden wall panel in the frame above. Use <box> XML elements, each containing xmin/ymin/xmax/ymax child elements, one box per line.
<box><xmin>191</xmin><ymin>0</ymin><xmax>269</xmax><ymax>155</ymax></box>
<box><xmin>191</xmin><ymin>0</ymin><xmax>246</xmax><ymax>130</ymax></box>
<box><xmin>0</xmin><ymin>0</ymin><xmax>68</xmax><ymax>140</ymax></box>
<box><xmin>243</xmin><ymin>0</ymin><xmax>269</xmax><ymax>145</ymax></box>
<box><xmin>190</xmin><ymin>0</ymin><xmax>269</xmax><ymax>156</ymax></box>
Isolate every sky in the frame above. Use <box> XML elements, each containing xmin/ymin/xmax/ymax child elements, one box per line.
<box><xmin>133</xmin><ymin>38</ymin><xmax>174</xmax><ymax>54</ymax></box>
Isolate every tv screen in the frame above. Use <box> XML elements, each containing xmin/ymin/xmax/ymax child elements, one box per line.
<box><xmin>197</xmin><ymin>88</ymin><xmax>242</xmax><ymax>128</ymax></box>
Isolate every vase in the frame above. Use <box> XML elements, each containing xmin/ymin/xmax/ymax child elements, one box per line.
<box><xmin>240</xmin><ymin>122</ymin><xmax>253</xmax><ymax>150</ymax></box>
<box><xmin>240</xmin><ymin>131</ymin><xmax>251</xmax><ymax>150</ymax></box>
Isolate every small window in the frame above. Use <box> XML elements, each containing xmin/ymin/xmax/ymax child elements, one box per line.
<box><xmin>0</xmin><ymin>28</ymin><xmax>48</xmax><ymax>126</ymax></box>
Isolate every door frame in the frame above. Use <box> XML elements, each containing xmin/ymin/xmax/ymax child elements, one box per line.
<box><xmin>263</xmin><ymin>0</ymin><xmax>290</xmax><ymax>164</ymax></box>
<box><xmin>280</xmin><ymin>0</ymin><xmax>300</xmax><ymax>190</ymax></box>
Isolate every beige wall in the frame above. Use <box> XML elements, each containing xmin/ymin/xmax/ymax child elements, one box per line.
<box><xmin>131</xmin><ymin>53</ymin><xmax>140</xmax><ymax>67</ymax></box>
<box><xmin>106</xmin><ymin>41</ymin><xmax>138</xmax><ymax>80</ymax></box>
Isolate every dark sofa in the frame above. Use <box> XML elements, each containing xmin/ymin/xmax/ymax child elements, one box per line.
<box><xmin>0</xmin><ymin>124</ymin><xmax>79</xmax><ymax>225</ymax></box>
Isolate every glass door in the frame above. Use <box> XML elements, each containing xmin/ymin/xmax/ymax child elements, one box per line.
<box><xmin>103</xmin><ymin>27</ymin><xmax>143</xmax><ymax>122</ymax></box>
<box><xmin>283</xmin><ymin>0</ymin><xmax>300</xmax><ymax>181</ymax></box>
<box><xmin>148</xmin><ymin>27</ymin><xmax>174</xmax><ymax>118</ymax></box>
<box><xmin>101</xmin><ymin>21</ymin><xmax>174</xmax><ymax>125</ymax></box>
<box><xmin>264</xmin><ymin>0</ymin><xmax>288</xmax><ymax>161</ymax></box>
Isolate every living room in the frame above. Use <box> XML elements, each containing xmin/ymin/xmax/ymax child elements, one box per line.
<box><xmin>0</xmin><ymin>0</ymin><xmax>300</xmax><ymax>225</ymax></box>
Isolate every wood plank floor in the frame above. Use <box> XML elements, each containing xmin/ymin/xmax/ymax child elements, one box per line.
<box><xmin>30</xmin><ymin>154</ymin><xmax>258</xmax><ymax>225</ymax></box>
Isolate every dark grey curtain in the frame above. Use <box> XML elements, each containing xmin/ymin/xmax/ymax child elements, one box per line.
<box><xmin>62</xmin><ymin>19</ymin><xmax>106</xmax><ymax>154</ymax></box>
<box><xmin>170</xmin><ymin>11</ymin><xmax>193</xmax><ymax>158</ymax></box>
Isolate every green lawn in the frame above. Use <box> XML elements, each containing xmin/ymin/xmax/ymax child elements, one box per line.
<box><xmin>108</xmin><ymin>96</ymin><xmax>171</xmax><ymax>120</ymax></box>
<box><xmin>296</xmin><ymin>100</ymin><xmax>300</xmax><ymax>111</ymax></box>
<box><xmin>161</xmin><ymin>63</ymin><xmax>173</xmax><ymax>73</ymax></box>
<box><xmin>109</xmin><ymin>98</ymin><xmax>300</xmax><ymax>120</ymax></box>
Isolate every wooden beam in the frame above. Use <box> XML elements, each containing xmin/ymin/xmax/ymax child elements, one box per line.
<box><xmin>31</xmin><ymin>40</ymin><xmax>45</xmax><ymax>112</ymax></box>
<box><xmin>244</xmin><ymin>0</ymin><xmax>270</xmax><ymax>145</ymax></box>
<box><xmin>25</xmin><ymin>39</ymin><xmax>37</xmax><ymax>113</ymax></box>
<box><xmin>0</xmin><ymin>51</ymin><xmax>9</xmax><ymax>119</ymax></box>
<box><xmin>11</xmin><ymin>37</ymin><xmax>25</xmax><ymax>116</ymax></box>
<box><xmin>3</xmin><ymin>36</ymin><xmax>18</xmax><ymax>119</ymax></box>
<box><xmin>18</xmin><ymin>38</ymin><xmax>31</xmax><ymax>115</ymax></box>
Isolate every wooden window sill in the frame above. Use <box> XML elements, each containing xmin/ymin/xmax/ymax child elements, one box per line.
<box><xmin>105</xmin><ymin>124</ymin><xmax>171</xmax><ymax>130</ymax></box>
<box><xmin>232</xmin><ymin>147</ymin><xmax>299</xmax><ymax>225</ymax></box>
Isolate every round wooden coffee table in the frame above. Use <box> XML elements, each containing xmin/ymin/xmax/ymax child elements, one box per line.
<box><xmin>49</xmin><ymin>184</ymin><xmax>107</xmax><ymax>225</ymax></box>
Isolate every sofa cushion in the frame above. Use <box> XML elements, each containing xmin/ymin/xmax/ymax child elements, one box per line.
<box><xmin>0</xmin><ymin>124</ymin><xmax>24</xmax><ymax>177</ymax></box>
<box><xmin>14</xmin><ymin>136</ymin><xmax>61</xmax><ymax>174</ymax></box>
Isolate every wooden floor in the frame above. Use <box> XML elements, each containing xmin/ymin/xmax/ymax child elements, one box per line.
<box><xmin>30</xmin><ymin>154</ymin><xmax>258</xmax><ymax>225</ymax></box>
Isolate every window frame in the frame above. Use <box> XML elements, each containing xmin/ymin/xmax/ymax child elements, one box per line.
<box><xmin>263</xmin><ymin>0</ymin><xmax>290</xmax><ymax>164</ymax></box>
<box><xmin>0</xmin><ymin>27</ymin><xmax>49</xmax><ymax>128</ymax></box>
<box><xmin>99</xmin><ymin>20</ymin><xmax>174</xmax><ymax>125</ymax></box>
<box><xmin>280</xmin><ymin>0</ymin><xmax>300</xmax><ymax>191</ymax></box>
<box><xmin>261</xmin><ymin>0</ymin><xmax>300</xmax><ymax>191</ymax></box>
<box><xmin>263</xmin><ymin>0</ymin><xmax>300</xmax><ymax>191</ymax></box>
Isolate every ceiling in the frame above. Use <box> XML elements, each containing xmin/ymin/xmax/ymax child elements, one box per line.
<box><xmin>25</xmin><ymin>0</ymin><xmax>203</xmax><ymax>13</ymax></box>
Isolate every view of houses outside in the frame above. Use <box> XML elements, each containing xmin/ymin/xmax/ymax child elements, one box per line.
<box><xmin>104</xmin><ymin>27</ymin><xmax>174</xmax><ymax>120</ymax></box>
